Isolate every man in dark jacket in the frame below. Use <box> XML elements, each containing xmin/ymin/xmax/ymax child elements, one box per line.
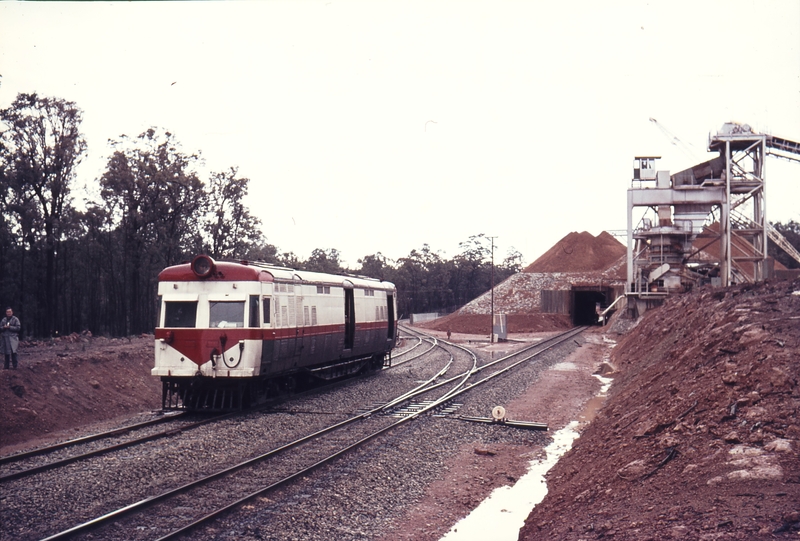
<box><xmin>1</xmin><ymin>307</ymin><xmax>21</xmax><ymax>369</ymax></box>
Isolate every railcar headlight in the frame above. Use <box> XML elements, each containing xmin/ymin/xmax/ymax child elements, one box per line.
<box><xmin>191</xmin><ymin>254</ymin><xmax>215</xmax><ymax>278</ymax></box>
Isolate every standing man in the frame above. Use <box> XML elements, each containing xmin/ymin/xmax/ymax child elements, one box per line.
<box><xmin>1</xmin><ymin>307</ymin><xmax>21</xmax><ymax>369</ymax></box>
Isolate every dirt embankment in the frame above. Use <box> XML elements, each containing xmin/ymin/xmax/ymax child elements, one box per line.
<box><xmin>417</xmin><ymin>312</ymin><xmax>572</xmax><ymax>335</ymax></box>
<box><xmin>0</xmin><ymin>335</ymin><xmax>161</xmax><ymax>454</ymax></box>
<box><xmin>521</xmin><ymin>278</ymin><xmax>800</xmax><ymax>540</ymax></box>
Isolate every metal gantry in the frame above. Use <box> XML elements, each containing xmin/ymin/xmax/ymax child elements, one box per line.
<box><xmin>626</xmin><ymin>122</ymin><xmax>799</xmax><ymax>316</ymax></box>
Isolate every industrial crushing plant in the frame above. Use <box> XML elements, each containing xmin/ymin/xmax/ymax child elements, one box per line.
<box><xmin>626</xmin><ymin>122</ymin><xmax>800</xmax><ymax>317</ymax></box>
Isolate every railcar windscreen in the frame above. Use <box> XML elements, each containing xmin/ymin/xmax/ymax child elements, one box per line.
<box><xmin>164</xmin><ymin>301</ymin><xmax>197</xmax><ymax>328</ymax></box>
<box><xmin>210</xmin><ymin>301</ymin><xmax>245</xmax><ymax>328</ymax></box>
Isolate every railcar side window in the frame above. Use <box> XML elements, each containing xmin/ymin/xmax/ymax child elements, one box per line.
<box><xmin>262</xmin><ymin>297</ymin><xmax>271</xmax><ymax>325</ymax></box>
<box><xmin>249</xmin><ymin>296</ymin><xmax>259</xmax><ymax>328</ymax></box>
<box><xmin>209</xmin><ymin>301</ymin><xmax>245</xmax><ymax>328</ymax></box>
<box><xmin>164</xmin><ymin>301</ymin><xmax>197</xmax><ymax>328</ymax></box>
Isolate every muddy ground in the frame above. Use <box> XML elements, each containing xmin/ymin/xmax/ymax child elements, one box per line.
<box><xmin>378</xmin><ymin>326</ymin><xmax>611</xmax><ymax>541</ymax></box>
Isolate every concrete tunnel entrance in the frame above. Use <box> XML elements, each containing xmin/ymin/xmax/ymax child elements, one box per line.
<box><xmin>572</xmin><ymin>287</ymin><xmax>610</xmax><ymax>326</ymax></box>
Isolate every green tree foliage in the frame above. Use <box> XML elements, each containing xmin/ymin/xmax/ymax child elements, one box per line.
<box><xmin>99</xmin><ymin>128</ymin><xmax>206</xmax><ymax>334</ymax></box>
<box><xmin>358</xmin><ymin>237</ymin><xmax>520</xmax><ymax>318</ymax></box>
<box><xmin>202</xmin><ymin>167</ymin><xmax>265</xmax><ymax>259</ymax></box>
<box><xmin>769</xmin><ymin>220</ymin><xmax>800</xmax><ymax>269</ymax></box>
<box><xmin>0</xmin><ymin>93</ymin><xmax>86</xmax><ymax>335</ymax></box>
<box><xmin>279</xmin><ymin>251</ymin><xmax>303</xmax><ymax>269</ymax></box>
<box><xmin>303</xmin><ymin>248</ymin><xmax>344</xmax><ymax>274</ymax></box>
<box><xmin>245</xmin><ymin>242</ymin><xmax>281</xmax><ymax>264</ymax></box>
<box><xmin>501</xmin><ymin>247</ymin><xmax>524</xmax><ymax>273</ymax></box>
<box><xmin>357</xmin><ymin>252</ymin><xmax>389</xmax><ymax>280</ymax></box>
<box><xmin>390</xmin><ymin>245</ymin><xmax>452</xmax><ymax>316</ymax></box>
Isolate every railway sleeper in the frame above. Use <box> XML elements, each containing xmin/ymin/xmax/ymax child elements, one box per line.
<box><xmin>304</xmin><ymin>354</ymin><xmax>382</xmax><ymax>381</ymax></box>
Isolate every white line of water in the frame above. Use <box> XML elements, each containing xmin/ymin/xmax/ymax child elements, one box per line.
<box><xmin>439</xmin><ymin>374</ymin><xmax>612</xmax><ymax>541</ymax></box>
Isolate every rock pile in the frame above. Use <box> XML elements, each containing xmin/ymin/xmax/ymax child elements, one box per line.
<box><xmin>420</xmin><ymin>232</ymin><xmax>627</xmax><ymax>334</ymax></box>
<box><xmin>523</xmin><ymin>230</ymin><xmax>626</xmax><ymax>273</ymax></box>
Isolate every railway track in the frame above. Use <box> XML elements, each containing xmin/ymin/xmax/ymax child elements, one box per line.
<box><xmin>0</xmin><ymin>412</ymin><xmax>232</xmax><ymax>483</ymax></box>
<box><xmin>32</xmin><ymin>340</ymin><xmax>455</xmax><ymax>540</ymax></box>
<box><xmin>33</xmin><ymin>326</ymin><xmax>584</xmax><ymax>540</ymax></box>
<box><xmin>387</xmin><ymin>331</ymin><xmax>437</xmax><ymax>367</ymax></box>
<box><xmin>0</xmin><ymin>412</ymin><xmax>185</xmax><ymax>467</ymax></box>
<box><xmin>0</xmin><ymin>333</ymin><xmax>427</xmax><ymax>487</ymax></box>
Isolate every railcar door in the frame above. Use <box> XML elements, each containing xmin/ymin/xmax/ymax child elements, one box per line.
<box><xmin>344</xmin><ymin>284</ymin><xmax>355</xmax><ymax>350</ymax></box>
<box><xmin>387</xmin><ymin>294</ymin><xmax>395</xmax><ymax>340</ymax></box>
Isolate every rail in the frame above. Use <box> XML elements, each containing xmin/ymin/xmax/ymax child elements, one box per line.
<box><xmin>40</xmin><ymin>326</ymin><xmax>584</xmax><ymax>540</ymax></box>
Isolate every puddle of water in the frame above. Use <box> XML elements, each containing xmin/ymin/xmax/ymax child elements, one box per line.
<box><xmin>438</xmin><ymin>374</ymin><xmax>613</xmax><ymax>541</ymax></box>
<box><xmin>437</xmin><ymin>422</ymin><xmax>580</xmax><ymax>541</ymax></box>
<box><xmin>550</xmin><ymin>361</ymin><xmax>577</xmax><ymax>371</ymax></box>
<box><xmin>578</xmin><ymin>374</ymin><xmax>613</xmax><ymax>424</ymax></box>
<box><xmin>602</xmin><ymin>335</ymin><xmax>617</xmax><ymax>346</ymax></box>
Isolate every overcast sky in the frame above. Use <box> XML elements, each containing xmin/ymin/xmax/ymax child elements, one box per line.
<box><xmin>1</xmin><ymin>0</ymin><xmax>798</xmax><ymax>267</ymax></box>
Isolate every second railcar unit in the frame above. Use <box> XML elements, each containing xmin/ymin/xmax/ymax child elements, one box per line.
<box><xmin>152</xmin><ymin>255</ymin><xmax>397</xmax><ymax>410</ymax></box>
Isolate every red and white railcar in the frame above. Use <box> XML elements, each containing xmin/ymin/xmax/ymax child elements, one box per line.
<box><xmin>153</xmin><ymin>255</ymin><xmax>397</xmax><ymax>410</ymax></box>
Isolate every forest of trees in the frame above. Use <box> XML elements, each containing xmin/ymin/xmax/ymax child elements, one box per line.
<box><xmin>0</xmin><ymin>92</ymin><xmax>523</xmax><ymax>338</ymax></box>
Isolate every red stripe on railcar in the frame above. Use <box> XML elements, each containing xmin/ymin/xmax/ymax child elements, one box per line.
<box><xmin>157</xmin><ymin>319</ymin><xmax>393</xmax><ymax>367</ymax></box>
<box><xmin>155</xmin><ymin>328</ymin><xmax>264</xmax><ymax>366</ymax></box>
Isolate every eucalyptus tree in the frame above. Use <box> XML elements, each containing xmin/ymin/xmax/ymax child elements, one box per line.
<box><xmin>357</xmin><ymin>252</ymin><xmax>391</xmax><ymax>281</ymax></box>
<box><xmin>451</xmin><ymin>233</ymin><xmax>492</xmax><ymax>305</ymax></box>
<box><xmin>279</xmin><ymin>251</ymin><xmax>303</xmax><ymax>269</ymax></box>
<box><xmin>203</xmin><ymin>166</ymin><xmax>264</xmax><ymax>259</ymax></box>
<box><xmin>243</xmin><ymin>242</ymin><xmax>281</xmax><ymax>264</ymax></box>
<box><xmin>501</xmin><ymin>247</ymin><xmax>525</xmax><ymax>274</ymax></box>
<box><xmin>99</xmin><ymin>128</ymin><xmax>205</xmax><ymax>334</ymax></box>
<box><xmin>0</xmin><ymin>93</ymin><xmax>86</xmax><ymax>335</ymax></box>
<box><xmin>74</xmin><ymin>204</ymin><xmax>117</xmax><ymax>334</ymax></box>
<box><xmin>303</xmin><ymin>248</ymin><xmax>344</xmax><ymax>274</ymax></box>
<box><xmin>394</xmin><ymin>244</ymin><xmax>448</xmax><ymax>315</ymax></box>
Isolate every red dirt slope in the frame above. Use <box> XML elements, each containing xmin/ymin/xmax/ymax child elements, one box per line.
<box><xmin>0</xmin><ymin>335</ymin><xmax>161</xmax><ymax>453</ymax></box>
<box><xmin>417</xmin><ymin>313</ymin><xmax>571</xmax><ymax>335</ymax></box>
<box><xmin>520</xmin><ymin>278</ymin><xmax>800</xmax><ymax>540</ymax></box>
